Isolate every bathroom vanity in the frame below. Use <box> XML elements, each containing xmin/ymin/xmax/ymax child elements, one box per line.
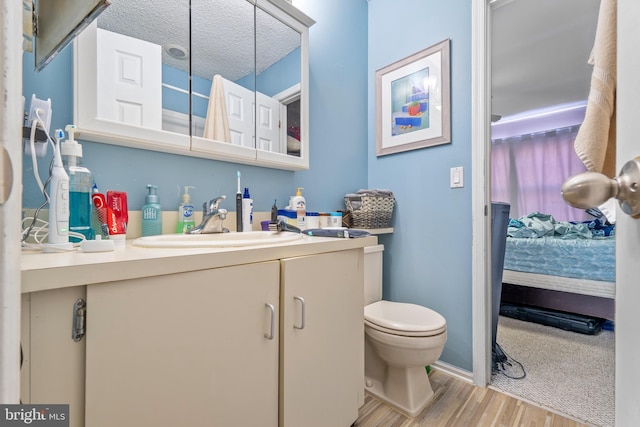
<box><xmin>20</xmin><ymin>235</ymin><xmax>375</xmax><ymax>427</ymax></box>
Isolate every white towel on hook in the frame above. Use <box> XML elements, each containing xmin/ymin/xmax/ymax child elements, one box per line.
<box><xmin>574</xmin><ymin>0</ymin><xmax>617</xmax><ymax>178</ymax></box>
<box><xmin>203</xmin><ymin>74</ymin><xmax>231</xmax><ymax>143</ymax></box>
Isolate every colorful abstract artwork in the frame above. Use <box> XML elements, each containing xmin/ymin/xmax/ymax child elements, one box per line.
<box><xmin>376</xmin><ymin>39</ymin><xmax>451</xmax><ymax>156</ymax></box>
<box><xmin>391</xmin><ymin>68</ymin><xmax>430</xmax><ymax>136</ymax></box>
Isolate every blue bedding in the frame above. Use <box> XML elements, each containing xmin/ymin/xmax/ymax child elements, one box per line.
<box><xmin>504</xmin><ymin>236</ymin><xmax>615</xmax><ymax>282</ymax></box>
<box><xmin>507</xmin><ymin>212</ymin><xmax>615</xmax><ymax>239</ymax></box>
<box><xmin>503</xmin><ymin>212</ymin><xmax>615</xmax><ymax>282</ymax></box>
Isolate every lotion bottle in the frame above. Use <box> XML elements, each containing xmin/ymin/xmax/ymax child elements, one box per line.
<box><xmin>242</xmin><ymin>187</ymin><xmax>253</xmax><ymax>232</ymax></box>
<box><xmin>176</xmin><ymin>186</ymin><xmax>195</xmax><ymax>233</ymax></box>
<box><xmin>292</xmin><ymin>187</ymin><xmax>306</xmax><ymax>230</ymax></box>
<box><xmin>142</xmin><ymin>184</ymin><xmax>162</xmax><ymax>236</ymax></box>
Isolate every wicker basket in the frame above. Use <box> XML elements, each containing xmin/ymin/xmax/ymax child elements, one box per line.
<box><xmin>344</xmin><ymin>192</ymin><xmax>395</xmax><ymax>229</ymax></box>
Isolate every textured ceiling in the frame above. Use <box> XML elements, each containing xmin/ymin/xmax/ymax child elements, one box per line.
<box><xmin>98</xmin><ymin>0</ymin><xmax>301</xmax><ymax>81</ymax></box>
<box><xmin>491</xmin><ymin>0</ymin><xmax>601</xmax><ymax>117</ymax></box>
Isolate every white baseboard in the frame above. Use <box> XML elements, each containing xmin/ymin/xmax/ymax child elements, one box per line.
<box><xmin>431</xmin><ymin>360</ymin><xmax>474</xmax><ymax>384</ymax></box>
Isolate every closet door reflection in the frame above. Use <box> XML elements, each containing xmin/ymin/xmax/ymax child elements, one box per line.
<box><xmin>190</xmin><ymin>0</ymin><xmax>256</xmax><ymax>149</ymax></box>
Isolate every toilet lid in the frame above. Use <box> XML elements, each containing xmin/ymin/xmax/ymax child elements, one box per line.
<box><xmin>364</xmin><ymin>301</ymin><xmax>446</xmax><ymax>333</ymax></box>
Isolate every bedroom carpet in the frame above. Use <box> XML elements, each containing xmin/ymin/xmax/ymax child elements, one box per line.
<box><xmin>491</xmin><ymin>315</ymin><xmax>614</xmax><ymax>427</ymax></box>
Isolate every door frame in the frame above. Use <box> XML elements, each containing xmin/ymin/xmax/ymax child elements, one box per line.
<box><xmin>473</xmin><ymin>3</ymin><xmax>640</xmax><ymax>425</ymax></box>
<box><xmin>471</xmin><ymin>0</ymin><xmax>492</xmax><ymax>387</ymax></box>
<box><xmin>0</xmin><ymin>0</ymin><xmax>24</xmax><ymax>403</ymax></box>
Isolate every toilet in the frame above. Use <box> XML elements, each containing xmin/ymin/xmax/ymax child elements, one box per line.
<box><xmin>363</xmin><ymin>245</ymin><xmax>447</xmax><ymax>417</ymax></box>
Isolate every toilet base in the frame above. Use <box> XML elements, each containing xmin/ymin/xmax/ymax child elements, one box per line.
<box><xmin>364</xmin><ymin>365</ymin><xmax>434</xmax><ymax>417</ymax></box>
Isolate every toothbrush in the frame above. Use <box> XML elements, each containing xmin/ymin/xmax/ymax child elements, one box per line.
<box><xmin>48</xmin><ymin>129</ymin><xmax>70</xmax><ymax>244</ymax></box>
<box><xmin>236</xmin><ymin>171</ymin><xmax>243</xmax><ymax>232</ymax></box>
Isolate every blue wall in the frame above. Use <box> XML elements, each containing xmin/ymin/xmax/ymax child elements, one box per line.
<box><xmin>162</xmin><ymin>64</ymin><xmax>190</xmax><ymax>116</ymax></box>
<box><xmin>22</xmin><ymin>0</ymin><xmax>369</xmax><ymax>217</ymax></box>
<box><xmin>368</xmin><ymin>0</ymin><xmax>473</xmax><ymax>370</ymax></box>
<box><xmin>292</xmin><ymin>0</ymin><xmax>370</xmax><ymax>210</ymax></box>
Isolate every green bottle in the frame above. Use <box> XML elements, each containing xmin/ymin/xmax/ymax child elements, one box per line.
<box><xmin>142</xmin><ymin>184</ymin><xmax>162</xmax><ymax>236</ymax></box>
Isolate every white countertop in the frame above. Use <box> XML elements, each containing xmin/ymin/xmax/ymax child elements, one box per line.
<box><xmin>21</xmin><ymin>234</ymin><xmax>378</xmax><ymax>293</ymax></box>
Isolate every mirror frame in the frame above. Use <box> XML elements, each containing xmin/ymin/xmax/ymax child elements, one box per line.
<box><xmin>73</xmin><ymin>0</ymin><xmax>314</xmax><ymax>171</ymax></box>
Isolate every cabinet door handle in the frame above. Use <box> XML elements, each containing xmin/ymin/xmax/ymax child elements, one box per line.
<box><xmin>265</xmin><ymin>303</ymin><xmax>275</xmax><ymax>340</ymax></box>
<box><xmin>293</xmin><ymin>296</ymin><xmax>305</xmax><ymax>330</ymax></box>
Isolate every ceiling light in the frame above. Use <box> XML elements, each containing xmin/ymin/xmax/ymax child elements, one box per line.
<box><xmin>164</xmin><ymin>44</ymin><xmax>189</xmax><ymax>60</ymax></box>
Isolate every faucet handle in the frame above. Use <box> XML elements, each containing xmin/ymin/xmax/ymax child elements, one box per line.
<box><xmin>204</xmin><ymin>195</ymin><xmax>227</xmax><ymax>214</ymax></box>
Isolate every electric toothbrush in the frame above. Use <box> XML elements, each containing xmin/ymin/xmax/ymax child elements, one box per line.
<box><xmin>47</xmin><ymin>129</ymin><xmax>71</xmax><ymax>248</ymax></box>
<box><xmin>236</xmin><ymin>171</ymin><xmax>243</xmax><ymax>232</ymax></box>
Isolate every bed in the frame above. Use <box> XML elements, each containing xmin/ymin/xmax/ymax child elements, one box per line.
<box><xmin>500</xmin><ymin>213</ymin><xmax>615</xmax><ymax>320</ymax></box>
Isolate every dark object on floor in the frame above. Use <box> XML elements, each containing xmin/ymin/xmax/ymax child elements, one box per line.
<box><xmin>490</xmin><ymin>203</ymin><xmax>511</xmax><ymax>351</ymax></box>
<box><xmin>493</xmin><ymin>342</ymin><xmax>507</xmax><ymax>366</ymax></box>
<box><xmin>500</xmin><ymin>303</ymin><xmax>605</xmax><ymax>335</ymax></box>
<box><xmin>501</xmin><ymin>282</ymin><xmax>614</xmax><ymax>321</ymax></box>
<box><xmin>602</xmin><ymin>319</ymin><xmax>615</xmax><ymax>331</ymax></box>
<box><xmin>492</xmin><ymin>341</ymin><xmax>526</xmax><ymax>379</ymax></box>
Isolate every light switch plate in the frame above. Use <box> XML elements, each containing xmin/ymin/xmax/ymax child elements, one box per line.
<box><xmin>450</xmin><ymin>166</ymin><xmax>464</xmax><ymax>188</ymax></box>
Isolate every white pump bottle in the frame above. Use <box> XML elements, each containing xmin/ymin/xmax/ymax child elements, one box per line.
<box><xmin>61</xmin><ymin>124</ymin><xmax>94</xmax><ymax>242</ymax></box>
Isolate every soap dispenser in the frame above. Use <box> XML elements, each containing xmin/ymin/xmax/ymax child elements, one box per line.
<box><xmin>142</xmin><ymin>184</ymin><xmax>162</xmax><ymax>236</ymax></box>
<box><xmin>176</xmin><ymin>186</ymin><xmax>195</xmax><ymax>233</ymax></box>
<box><xmin>61</xmin><ymin>124</ymin><xmax>94</xmax><ymax>242</ymax></box>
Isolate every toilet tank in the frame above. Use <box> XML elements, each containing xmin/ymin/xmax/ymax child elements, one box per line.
<box><xmin>364</xmin><ymin>245</ymin><xmax>384</xmax><ymax>306</ymax></box>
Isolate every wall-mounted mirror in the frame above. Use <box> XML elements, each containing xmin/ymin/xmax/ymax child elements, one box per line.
<box><xmin>254</xmin><ymin>0</ymin><xmax>312</xmax><ymax>169</ymax></box>
<box><xmin>255</xmin><ymin>5</ymin><xmax>304</xmax><ymax>165</ymax></box>
<box><xmin>189</xmin><ymin>0</ymin><xmax>256</xmax><ymax>163</ymax></box>
<box><xmin>74</xmin><ymin>0</ymin><xmax>191</xmax><ymax>152</ymax></box>
<box><xmin>74</xmin><ymin>0</ymin><xmax>314</xmax><ymax>170</ymax></box>
<box><xmin>100</xmin><ymin>0</ymin><xmax>193</xmax><ymax>135</ymax></box>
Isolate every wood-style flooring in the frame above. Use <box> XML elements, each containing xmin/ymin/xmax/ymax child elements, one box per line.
<box><xmin>355</xmin><ymin>370</ymin><xmax>589</xmax><ymax>427</ymax></box>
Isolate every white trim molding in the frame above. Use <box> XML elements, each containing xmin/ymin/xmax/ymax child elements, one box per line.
<box><xmin>432</xmin><ymin>360</ymin><xmax>474</xmax><ymax>385</ymax></box>
<box><xmin>0</xmin><ymin>0</ymin><xmax>24</xmax><ymax>403</ymax></box>
<box><xmin>471</xmin><ymin>0</ymin><xmax>492</xmax><ymax>387</ymax></box>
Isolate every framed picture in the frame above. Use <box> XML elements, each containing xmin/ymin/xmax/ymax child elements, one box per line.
<box><xmin>376</xmin><ymin>39</ymin><xmax>451</xmax><ymax>156</ymax></box>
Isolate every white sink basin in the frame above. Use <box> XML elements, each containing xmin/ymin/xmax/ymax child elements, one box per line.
<box><xmin>132</xmin><ymin>231</ymin><xmax>303</xmax><ymax>248</ymax></box>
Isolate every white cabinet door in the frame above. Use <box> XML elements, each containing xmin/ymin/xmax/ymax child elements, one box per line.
<box><xmin>84</xmin><ymin>261</ymin><xmax>280</xmax><ymax>427</ymax></box>
<box><xmin>22</xmin><ymin>287</ymin><xmax>87</xmax><ymax>427</ymax></box>
<box><xmin>280</xmin><ymin>249</ymin><xmax>364</xmax><ymax>427</ymax></box>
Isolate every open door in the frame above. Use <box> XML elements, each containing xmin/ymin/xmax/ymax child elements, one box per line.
<box><xmin>473</xmin><ymin>1</ymin><xmax>640</xmax><ymax>425</ymax></box>
<box><xmin>610</xmin><ymin>1</ymin><xmax>640</xmax><ymax>424</ymax></box>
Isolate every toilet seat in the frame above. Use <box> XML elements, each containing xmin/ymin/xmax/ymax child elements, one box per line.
<box><xmin>365</xmin><ymin>301</ymin><xmax>446</xmax><ymax>337</ymax></box>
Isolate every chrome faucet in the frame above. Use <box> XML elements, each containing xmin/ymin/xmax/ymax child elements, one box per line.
<box><xmin>189</xmin><ymin>195</ymin><xmax>229</xmax><ymax>234</ymax></box>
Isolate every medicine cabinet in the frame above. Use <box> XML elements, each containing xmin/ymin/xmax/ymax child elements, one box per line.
<box><xmin>73</xmin><ymin>0</ymin><xmax>314</xmax><ymax>171</ymax></box>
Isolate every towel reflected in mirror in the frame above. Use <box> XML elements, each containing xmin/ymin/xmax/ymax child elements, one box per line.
<box><xmin>203</xmin><ymin>74</ymin><xmax>231</xmax><ymax>143</ymax></box>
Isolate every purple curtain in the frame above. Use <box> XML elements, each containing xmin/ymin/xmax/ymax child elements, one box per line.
<box><xmin>491</xmin><ymin>125</ymin><xmax>589</xmax><ymax>222</ymax></box>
